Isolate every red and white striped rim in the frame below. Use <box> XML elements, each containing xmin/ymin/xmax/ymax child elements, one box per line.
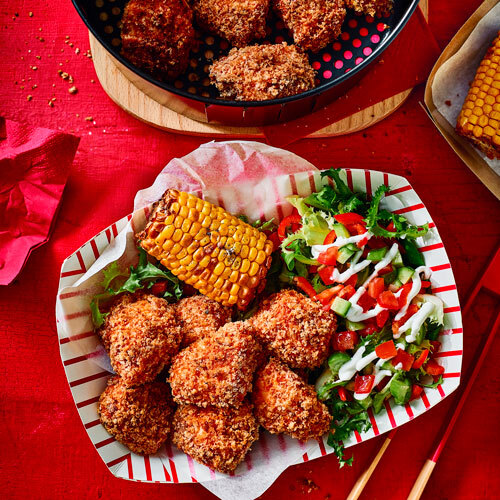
<box><xmin>56</xmin><ymin>168</ymin><xmax>462</xmax><ymax>484</ymax></box>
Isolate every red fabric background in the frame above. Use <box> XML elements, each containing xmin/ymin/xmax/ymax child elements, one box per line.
<box><xmin>1</xmin><ymin>1</ymin><xmax>500</xmax><ymax>499</ymax></box>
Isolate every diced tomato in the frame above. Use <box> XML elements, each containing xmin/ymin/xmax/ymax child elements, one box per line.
<box><xmin>375</xmin><ymin>340</ymin><xmax>397</xmax><ymax>359</ymax></box>
<box><xmin>420</xmin><ymin>280</ymin><xmax>431</xmax><ymax>292</ymax></box>
<box><xmin>345</xmin><ymin>273</ymin><xmax>358</xmax><ymax>288</ymax></box>
<box><xmin>358</xmin><ymin>293</ymin><xmax>376</xmax><ymax>312</ymax></box>
<box><xmin>429</xmin><ymin>341</ymin><xmax>441</xmax><ymax>356</ymax></box>
<box><xmin>278</xmin><ymin>214</ymin><xmax>302</xmax><ymax>241</ymax></box>
<box><xmin>392</xmin><ymin>304</ymin><xmax>419</xmax><ymax>334</ymax></box>
<box><xmin>359</xmin><ymin>325</ymin><xmax>377</xmax><ymax>337</ymax></box>
<box><xmin>391</xmin><ymin>349</ymin><xmax>414</xmax><ymax>371</ymax></box>
<box><xmin>151</xmin><ymin>280</ymin><xmax>167</xmax><ymax>296</ymax></box>
<box><xmin>410</xmin><ymin>385</ymin><xmax>424</xmax><ymax>401</ymax></box>
<box><xmin>412</xmin><ymin>349</ymin><xmax>429</xmax><ymax>369</ymax></box>
<box><xmin>354</xmin><ymin>375</ymin><xmax>375</xmax><ymax>394</ymax></box>
<box><xmin>377</xmin><ymin>290</ymin><xmax>399</xmax><ymax>310</ymax></box>
<box><xmin>332</xmin><ymin>331</ymin><xmax>359</xmax><ymax>351</ymax></box>
<box><xmin>379</xmin><ymin>264</ymin><xmax>393</xmax><ymax>275</ymax></box>
<box><xmin>323</xmin><ymin>229</ymin><xmax>337</xmax><ymax>245</ymax></box>
<box><xmin>318</xmin><ymin>265</ymin><xmax>336</xmax><ymax>285</ymax></box>
<box><xmin>268</xmin><ymin>231</ymin><xmax>281</xmax><ymax>251</ymax></box>
<box><xmin>338</xmin><ymin>285</ymin><xmax>356</xmax><ymax>299</ymax></box>
<box><xmin>334</xmin><ymin>213</ymin><xmax>364</xmax><ymax>225</ymax></box>
<box><xmin>357</xmin><ymin>236</ymin><xmax>369</xmax><ymax>248</ymax></box>
<box><xmin>347</xmin><ymin>223</ymin><xmax>367</xmax><ymax>235</ymax></box>
<box><xmin>318</xmin><ymin>246</ymin><xmax>339</xmax><ymax>266</ymax></box>
<box><xmin>317</xmin><ymin>285</ymin><xmax>344</xmax><ymax>306</ymax></box>
<box><xmin>309</xmin><ymin>265</ymin><xmax>318</xmax><ymax>274</ymax></box>
<box><xmin>386</xmin><ymin>221</ymin><xmax>396</xmax><ymax>232</ymax></box>
<box><xmin>425</xmin><ymin>359</ymin><xmax>445</xmax><ymax>376</ymax></box>
<box><xmin>398</xmin><ymin>283</ymin><xmax>413</xmax><ymax>308</ymax></box>
<box><xmin>376</xmin><ymin>309</ymin><xmax>389</xmax><ymax>328</ymax></box>
<box><xmin>368</xmin><ymin>277</ymin><xmax>385</xmax><ymax>299</ymax></box>
<box><xmin>293</xmin><ymin>277</ymin><xmax>317</xmax><ymax>301</ymax></box>
<box><xmin>338</xmin><ymin>386</ymin><xmax>351</xmax><ymax>401</ymax></box>
<box><xmin>362</xmin><ymin>246</ymin><xmax>370</xmax><ymax>258</ymax></box>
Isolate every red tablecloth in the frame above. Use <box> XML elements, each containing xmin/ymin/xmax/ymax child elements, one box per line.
<box><xmin>1</xmin><ymin>1</ymin><xmax>500</xmax><ymax>499</ymax></box>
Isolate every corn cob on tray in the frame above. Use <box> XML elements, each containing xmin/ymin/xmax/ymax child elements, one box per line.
<box><xmin>137</xmin><ymin>189</ymin><xmax>274</xmax><ymax>310</ymax></box>
<box><xmin>456</xmin><ymin>31</ymin><xmax>500</xmax><ymax>159</ymax></box>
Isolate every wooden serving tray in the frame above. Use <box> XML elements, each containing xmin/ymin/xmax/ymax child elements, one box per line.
<box><xmin>90</xmin><ymin>0</ymin><xmax>427</xmax><ymax>138</ymax></box>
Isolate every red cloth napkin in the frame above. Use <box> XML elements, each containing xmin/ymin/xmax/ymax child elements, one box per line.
<box><xmin>0</xmin><ymin>118</ymin><xmax>80</xmax><ymax>285</ymax></box>
<box><xmin>263</xmin><ymin>8</ymin><xmax>440</xmax><ymax>146</ymax></box>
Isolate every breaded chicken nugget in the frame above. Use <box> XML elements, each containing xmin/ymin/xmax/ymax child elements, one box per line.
<box><xmin>169</xmin><ymin>321</ymin><xmax>261</xmax><ymax>407</ymax></box>
<box><xmin>172</xmin><ymin>402</ymin><xmax>259</xmax><ymax>473</ymax></box>
<box><xmin>209</xmin><ymin>43</ymin><xmax>316</xmax><ymax>101</ymax></box>
<box><xmin>98</xmin><ymin>376</ymin><xmax>175</xmax><ymax>454</ymax></box>
<box><xmin>121</xmin><ymin>0</ymin><xmax>195</xmax><ymax>80</ymax></box>
<box><xmin>175</xmin><ymin>294</ymin><xmax>232</xmax><ymax>346</ymax></box>
<box><xmin>192</xmin><ymin>0</ymin><xmax>269</xmax><ymax>47</ymax></box>
<box><xmin>345</xmin><ymin>0</ymin><xmax>393</xmax><ymax>17</ymax></box>
<box><xmin>249</xmin><ymin>288</ymin><xmax>336</xmax><ymax>369</ymax></box>
<box><xmin>273</xmin><ymin>0</ymin><xmax>346</xmax><ymax>52</ymax></box>
<box><xmin>98</xmin><ymin>293</ymin><xmax>181</xmax><ymax>386</ymax></box>
<box><xmin>252</xmin><ymin>358</ymin><xmax>331</xmax><ymax>441</ymax></box>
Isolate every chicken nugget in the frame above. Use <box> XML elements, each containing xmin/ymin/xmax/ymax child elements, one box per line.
<box><xmin>252</xmin><ymin>358</ymin><xmax>331</xmax><ymax>441</ymax></box>
<box><xmin>345</xmin><ymin>0</ymin><xmax>393</xmax><ymax>17</ymax></box>
<box><xmin>121</xmin><ymin>0</ymin><xmax>195</xmax><ymax>80</ymax></box>
<box><xmin>172</xmin><ymin>401</ymin><xmax>259</xmax><ymax>473</ymax></box>
<box><xmin>192</xmin><ymin>0</ymin><xmax>269</xmax><ymax>47</ymax></box>
<box><xmin>98</xmin><ymin>293</ymin><xmax>182</xmax><ymax>386</ymax></box>
<box><xmin>209</xmin><ymin>43</ymin><xmax>316</xmax><ymax>101</ymax></box>
<box><xmin>175</xmin><ymin>294</ymin><xmax>232</xmax><ymax>346</ymax></box>
<box><xmin>98</xmin><ymin>376</ymin><xmax>175</xmax><ymax>455</ymax></box>
<box><xmin>273</xmin><ymin>0</ymin><xmax>346</xmax><ymax>53</ymax></box>
<box><xmin>249</xmin><ymin>288</ymin><xmax>336</xmax><ymax>369</ymax></box>
<box><xmin>169</xmin><ymin>321</ymin><xmax>261</xmax><ymax>407</ymax></box>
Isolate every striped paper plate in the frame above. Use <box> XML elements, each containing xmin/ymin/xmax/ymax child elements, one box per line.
<box><xmin>55</xmin><ymin>168</ymin><xmax>462</xmax><ymax>483</ymax></box>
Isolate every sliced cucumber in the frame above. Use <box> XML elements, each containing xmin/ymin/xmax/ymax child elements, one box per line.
<box><xmin>392</xmin><ymin>250</ymin><xmax>404</xmax><ymax>267</ymax></box>
<box><xmin>344</xmin><ymin>243</ymin><xmax>359</xmax><ymax>252</ymax></box>
<box><xmin>332</xmin><ymin>296</ymin><xmax>351</xmax><ymax>317</ymax></box>
<box><xmin>337</xmin><ymin>246</ymin><xmax>356</xmax><ymax>264</ymax></box>
<box><xmin>346</xmin><ymin>319</ymin><xmax>365</xmax><ymax>331</ymax></box>
<box><xmin>367</xmin><ymin>247</ymin><xmax>388</xmax><ymax>262</ymax></box>
<box><xmin>397</xmin><ymin>266</ymin><xmax>415</xmax><ymax>284</ymax></box>
<box><xmin>383</xmin><ymin>269</ymin><xmax>397</xmax><ymax>285</ymax></box>
<box><xmin>391</xmin><ymin>279</ymin><xmax>403</xmax><ymax>290</ymax></box>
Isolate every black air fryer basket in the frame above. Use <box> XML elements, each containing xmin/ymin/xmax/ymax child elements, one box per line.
<box><xmin>73</xmin><ymin>0</ymin><xmax>421</xmax><ymax>126</ymax></box>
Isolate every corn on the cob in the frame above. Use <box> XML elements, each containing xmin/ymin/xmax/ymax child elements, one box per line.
<box><xmin>456</xmin><ymin>32</ymin><xmax>500</xmax><ymax>160</ymax></box>
<box><xmin>137</xmin><ymin>189</ymin><xmax>274</xmax><ymax>310</ymax></box>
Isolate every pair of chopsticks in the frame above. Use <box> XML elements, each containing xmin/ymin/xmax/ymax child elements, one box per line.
<box><xmin>347</xmin><ymin>245</ymin><xmax>500</xmax><ymax>500</ymax></box>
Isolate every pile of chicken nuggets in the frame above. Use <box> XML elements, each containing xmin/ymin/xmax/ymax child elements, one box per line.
<box><xmin>97</xmin><ymin>289</ymin><xmax>337</xmax><ymax>473</ymax></box>
<box><xmin>120</xmin><ymin>0</ymin><xmax>393</xmax><ymax>101</ymax></box>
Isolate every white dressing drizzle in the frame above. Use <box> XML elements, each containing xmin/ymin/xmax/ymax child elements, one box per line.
<box><xmin>394</xmin><ymin>265</ymin><xmax>432</xmax><ymax>321</ymax></box>
<box><xmin>310</xmin><ymin>233</ymin><xmax>373</xmax><ymax>259</ymax></box>
<box><xmin>338</xmin><ymin>346</ymin><xmax>366</xmax><ymax>381</ymax></box>
<box><xmin>397</xmin><ymin>301</ymin><xmax>435</xmax><ymax>342</ymax></box>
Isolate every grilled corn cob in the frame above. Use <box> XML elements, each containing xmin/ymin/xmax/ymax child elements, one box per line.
<box><xmin>137</xmin><ymin>189</ymin><xmax>274</xmax><ymax>310</ymax></box>
<box><xmin>456</xmin><ymin>32</ymin><xmax>500</xmax><ymax>159</ymax></box>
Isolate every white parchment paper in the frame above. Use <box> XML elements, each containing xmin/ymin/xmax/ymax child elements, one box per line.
<box><xmin>432</xmin><ymin>2</ymin><xmax>500</xmax><ymax>175</ymax></box>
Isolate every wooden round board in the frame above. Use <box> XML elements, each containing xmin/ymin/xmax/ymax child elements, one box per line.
<box><xmin>90</xmin><ymin>1</ymin><xmax>427</xmax><ymax>138</ymax></box>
